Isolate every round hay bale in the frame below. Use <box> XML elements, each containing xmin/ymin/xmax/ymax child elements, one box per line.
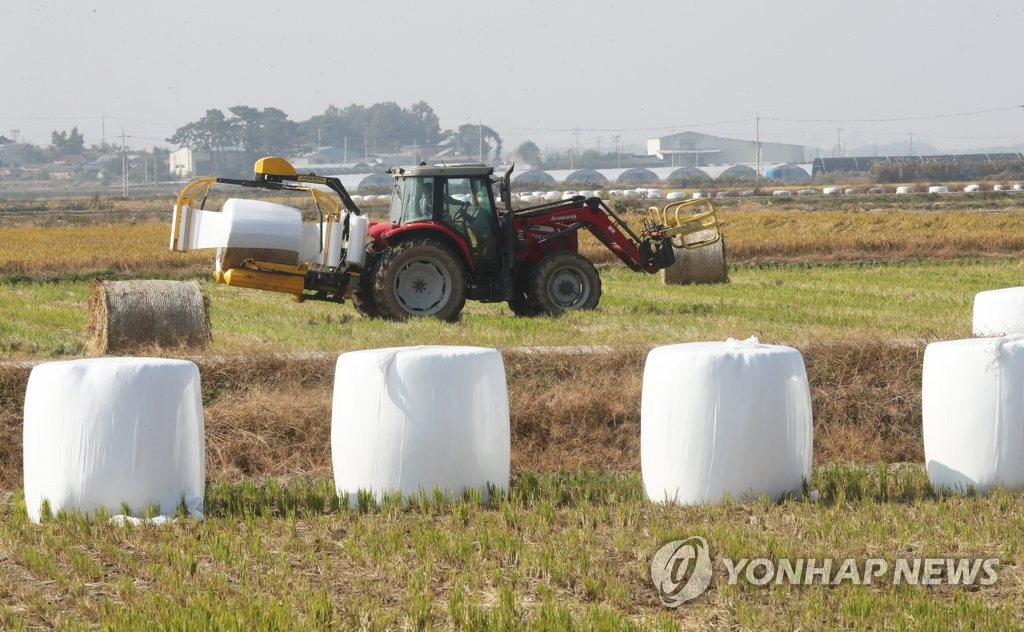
<box><xmin>661</xmin><ymin>231</ymin><xmax>728</xmax><ymax>285</ymax></box>
<box><xmin>86</xmin><ymin>280</ymin><xmax>211</xmax><ymax>355</ymax></box>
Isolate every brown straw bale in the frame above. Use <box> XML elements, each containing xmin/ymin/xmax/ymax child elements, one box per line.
<box><xmin>85</xmin><ymin>279</ymin><xmax>212</xmax><ymax>355</ymax></box>
<box><xmin>661</xmin><ymin>232</ymin><xmax>728</xmax><ymax>285</ymax></box>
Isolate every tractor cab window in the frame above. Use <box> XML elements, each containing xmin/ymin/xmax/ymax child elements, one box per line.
<box><xmin>391</xmin><ymin>177</ymin><xmax>435</xmax><ymax>224</ymax></box>
<box><xmin>441</xmin><ymin>177</ymin><xmax>497</xmax><ymax>264</ymax></box>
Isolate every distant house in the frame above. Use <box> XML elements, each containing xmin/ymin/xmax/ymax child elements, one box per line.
<box><xmin>45</xmin><ymin>163</ymin><xmax>79</xmax><ymax>180</ymax></box>
<box><xmin>169</xmin><ymin>148</ymin><xmax>253</xmax><ymax>178</ymax></box>
<box><xmin>54</xmin><ymin>154</ymin><xmax>87</xmax><ymax>166</ymax></box>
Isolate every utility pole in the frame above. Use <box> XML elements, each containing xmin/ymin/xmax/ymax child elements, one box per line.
<box><xmin>670</xmin><ymin>125</ymin><xmax>676</xmax><ymax>167</ymax></box>
<box><xmin>121</xmin><ymin>128</ymin><xmax>127</xmax><ymax>197</ymax></box>
<box><xmin>614</xmin><ymin>135</ymin><xmax>621</xmax><ymax>168</ymax></box>
<box><xmin>478</xmin><ymin>123</ymin><xmax>483</xmax><ymax>163</ymax></box>
<box><xmin>575</xmin><ymin>124</ymin><xmax>581</xmax><ymax>167</ymax></box>
<box><xmin>344</xmin><ymin>136</ymin><xmax>348</xmax><ymax>162</ymax></box>
<box><xmin>755</xmin><ymin>114</ymin><xmax>761</xmax><ymax>177</ymax></box>
<box><xmin>908</xmin><ymin>132</ymin><xmax>914</xmax><ymax>155</ymax></box>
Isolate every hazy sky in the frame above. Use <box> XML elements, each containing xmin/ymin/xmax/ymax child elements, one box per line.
<box><xmin>3</xmin><ymin>0</ymin><xmax>1022</xmax><ymax>156</ymax></box>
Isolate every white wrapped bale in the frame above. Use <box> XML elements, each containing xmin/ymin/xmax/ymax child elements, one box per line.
<box><xmin>974</xmin><ymin>287</ymin><xmax>1024</xmax><ymax>336</ymax></box>
<box><xmin>23</xmin><ymin>358</ymin><xmax>205</xmax><ymax>523</ymax></box>
<box><xmin>964</xmin><ymin>184</ymin><xmax>981</xmax><ymax>193</ymax></box>
<box><xmin>331</xmin><ymin>346</ymin><xmax>510</xmax><ymax>504</ymax></box>
<box><xmin>171</xmin><ymin>198</ymin><xmax>303</xmax><ymax>271</ymax></box>
<box><xmin>923</xmin><ymin>338</ymin><xmax>1024</xmax><ymax>493</ymax></box>
<box><xmin>641</xmin><ymin>337</ymin><xmax>812</xmax><ymax>504</ymax></box>
<box><xmin>216</xmin><ymin>195</ymin><xmax>303</xmax><ymax>268</ymax></box>
<box><xmin>928</xmin><ymin>185</ymin><xmax>949</xmax><ymax>194</ymax></box>
<box><xmin>896</xmin><ymin>186</ymin><xmax>914</xmax><ymax>194</ymax></box>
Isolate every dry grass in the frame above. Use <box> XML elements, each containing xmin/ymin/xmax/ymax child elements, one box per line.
<box><xmin>581</xmin><ymin>207</ymin><xmax>1024</xmax><ymax>265</ymax></box>
<box><xmin>5</xmin><ymin>204</ymin><xmax>1024</xmax><ymax>280</ymax></box>
<box><xmin>0</xmin><ymin>342</ymin><xmax>924</xmax><ymax>490</ymax></box>
<box><xmin>0</xmin><ymin>362</ymin><xmax>32</xmax><ymax>489</ymax></box>
<box><xmin>0</xmin><ymin>222</ymin><xmax>210</xmax><ymax>278</ymax></box>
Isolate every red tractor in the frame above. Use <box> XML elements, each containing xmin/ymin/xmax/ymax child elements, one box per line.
<box><xmin>171</xmin><ymin>158</ymin><xmax>722</xmax><ymax>321</ymax></box>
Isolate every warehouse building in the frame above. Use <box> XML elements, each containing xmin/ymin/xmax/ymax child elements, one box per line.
<box><xmin>647</xmin><ymin>131</ymin><xmax>807</xmax><ymax>167</ymax></box>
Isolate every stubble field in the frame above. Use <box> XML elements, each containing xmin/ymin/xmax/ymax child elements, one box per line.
<box><xmin>1</xmin><ymin>190</ymin><xmax>1023</xmax><ymax>629</ymax></box>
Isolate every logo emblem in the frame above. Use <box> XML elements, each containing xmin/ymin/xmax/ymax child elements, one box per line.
<box><xmin>650</xmin><ymin>537</ymin><xmax>713</xmax><ymax>607</ymax></box>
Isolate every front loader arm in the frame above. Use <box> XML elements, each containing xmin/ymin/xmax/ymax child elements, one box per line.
<box><xmin>513</xmin><ymin>196</ymin><xmax>721</xmax><ymax>274</ymax></box>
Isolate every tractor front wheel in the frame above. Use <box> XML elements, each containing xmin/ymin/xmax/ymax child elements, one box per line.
<box><xmin>350</xmin><ymin>255</ymin><xmax>382</xmax><ymax>318</ymax></box>
<box><xmin>528</xmin><ymin>253</ymin><xmax>601</xmax><ymax>315</ymax></box>
<box><xmin>372</xmin><ymin>238</ymin><xmax>467</xmax><ymax>322</ymax></box>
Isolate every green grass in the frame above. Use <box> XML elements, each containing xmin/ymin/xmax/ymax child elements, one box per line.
<box><xmin>1</xmin><ymin>468</ymin><xmax>1020</xmax><ymax>629</ymax></box>
<box><xmin>2</xmin><ymin>258</ymin><xmax>1020</xmax><ymax>358</ymax></box>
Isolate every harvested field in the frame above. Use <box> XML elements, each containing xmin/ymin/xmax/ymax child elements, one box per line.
<box><xmin>6</xmin><ymin>204</ymin><xmax>1024</xmax><ymax>279</ymax></box>
<box><xmin>1</xmin><ymin>193</ymin><xmax>1022</xmax><ymax>628</ymax></box>
<box><xmin>0</xmin><ymin>342</ymin><xmax>923</xmax><ymax>490</ymax></box>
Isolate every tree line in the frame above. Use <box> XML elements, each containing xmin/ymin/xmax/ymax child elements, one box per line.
<box><xmin>165</xmin><ymin>102</ymin><xmax>504</xmax><ymax>163</ymax></box>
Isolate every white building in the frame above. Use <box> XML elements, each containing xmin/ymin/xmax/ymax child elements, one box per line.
<box><xmin>168</xmin><ymin>148</ymin><xmax>253</xmax><ymax>178</ymax></box>
<box><xmin>648</xmin><ymin>132</ymin><xmax>806</xmax><ymax>167</ymax></box>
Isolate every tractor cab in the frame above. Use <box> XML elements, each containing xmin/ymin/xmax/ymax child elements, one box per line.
<box><xmin>386</xmin><ymin>164</ymin><xmax>503</xmax><ymax>272</ymax></box>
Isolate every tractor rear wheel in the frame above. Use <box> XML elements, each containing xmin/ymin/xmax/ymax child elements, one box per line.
<box><xmin>528</xmin><ymin>253</ymin><xmax>601</xmax><ymax>315</ymax></box>
<box><xmin>372</xmin><ymin>238</ymin><xmax>467</xmax><ymax>322</ymax></box>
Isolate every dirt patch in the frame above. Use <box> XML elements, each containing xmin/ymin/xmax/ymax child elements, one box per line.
<box><xmin>0</xmin><ymin>342</ymin><xmax>924</xmax><ymax>490</ymax></box>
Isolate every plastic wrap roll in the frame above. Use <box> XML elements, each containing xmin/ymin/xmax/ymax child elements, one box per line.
<box><xmin>23</xmin><ymin>358</ymin><xmax>205</xmax><ymax>523</ymax></box>
<box><xmin>923</xmin><ymin>337</ymin><xmax>1024</xmax><ymax>493</ymax></box>
<box><xmin>641</xmin><ymin>337</ymin><xmax>812</xmax><ymax>504</ymax></box>
<box><xmin>331</xmin><ymin>346</ymin><xmax>510</xmax><ymax>504</ymax></box>
<box><xmin>973</xmin><ymin>287</ymin><xmax>1024</xmax><ymax>336</ymax></box>
<box><xmin>345</xmin><ymin>214</ymin><xmax>369</xmax><ymax>267</ymax></box>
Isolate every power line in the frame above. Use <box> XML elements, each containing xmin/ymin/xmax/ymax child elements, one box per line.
<box><xmin>503</xmin><ymin>117</ymin><xmax>755</xmax><ymax>134</ymax></box>
<box><xmin>761</xmin><ymin>105</ymin><xmax>1024</xmax><ymax>124</ymax></box>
